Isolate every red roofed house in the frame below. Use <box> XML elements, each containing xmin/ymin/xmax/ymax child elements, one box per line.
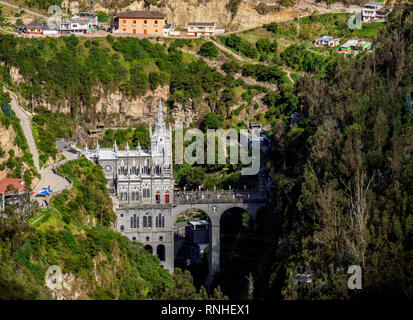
<box><xmin>0</xmin><ymin>178</ymin><xmax>29</xmax><ymax>211</ymax></box>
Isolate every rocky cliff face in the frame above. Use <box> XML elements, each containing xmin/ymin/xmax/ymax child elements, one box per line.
<box><xmin>0</xmin><ymin>124</ymin><xmax>23</xmax><ymax>180</ymax></box>
<box><xmin>63</xmin><ymin>0</ymin><xmax>350</xmax><ymax>31</ymax></box>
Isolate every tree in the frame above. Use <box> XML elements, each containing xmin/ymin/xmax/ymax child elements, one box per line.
<box><xmin>0</xmin><ymin>187</ymin><xmax>38</xmax><ymax>258</ymax></box>
<box><xmin>264</xmin><ymin>22</ymin><xmax>279</xmax><ymax>34</ymax></box>
<box><xmin>198</xmin><ymin>42</ymin><xmax>219</xmax><ymax>58</ymax></box>
<box><xmin>202</xmin><ymin>112</ymin><xmax>222</xmax><ymax>130</ymax></box>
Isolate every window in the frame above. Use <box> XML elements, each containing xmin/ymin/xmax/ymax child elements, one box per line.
<box><xmin>143</xmin><ymin>216</ymin><xmax>147</xmax><ymax>228</ymax></box>
<box><xmin>144</xmin><ymin>20</ymin><xmax>147</xmax><ymax>25</ymax></box>
<box><xmin>132</xmin><ymin>237</ymin><xmax>136</xmax><ymax>241</ymax></box>
<box><xmin>157</xmin><ymin>244</ymin><xmax>165</xmax><ymax>261</ymax></box>
<box><xmin>159</xmin><ymin>236</ymin><xmax>163</xmax><ymax>241</ymax></box>
<box><xmin>143</xmin><ymin>188</ymin><xmax>150</xmax><ymax>199</ymax></box>
<box><xmin>123</xmin><ymin>20</ymin><xmax>126</xmax><ymax>23</ymax></box>
<box><xmin>120</xmin><ymin>213</ymin><xmax>124</xmax><ymax>218</ymax></box>
<box><xmin>120</xmin><ymin>225</ymin><xmax>124</xmax><ymax>231</ymax></box>
<box><xmin>155</xmin><ymin>29</ymin><xmax>158</xmax><ymax>33</ymax></box>
<box><xmin>148</xmin><ymin>216</ymin><xmax>152</xmax><ymax>228</ymax></box>
<box><xmin>130</xmin><ymin>214</ymin><xmax>138</xmax><ymax>228</ymax></box>
<box><xmin>144</xmin><ymin>244</ymin><xmax>152</xmax><ymax>253</ymax></box>
<box><xmin>156</xmin><ymin>214</ymin><xmax>165</xmax><ymax>228</ymax></box>
<box><xmin>146</xmin><ymin>236</ymin><xmax>150</xmax><ymax>241</ymax></box>
<box><xmin>123</xmin><ymin>28</ymin><xmax>126</xmax><ymax>31</ymax></box>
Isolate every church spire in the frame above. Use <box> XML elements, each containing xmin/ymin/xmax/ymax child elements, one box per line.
<box><xmin>157</xmin><ymin>99</ymin><xmax>164</xmax><ymax>125</ymax></box>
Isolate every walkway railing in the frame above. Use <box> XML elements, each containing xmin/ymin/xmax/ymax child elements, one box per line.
<box><xmin>50</xmin><ymin>159</ymin><xmax>73</xmax><ymax>196</ymax></box>
<box><xmin>174</xmin><ymin>190</ymin><xmax>267</xmax><ymax>205</ymax></box>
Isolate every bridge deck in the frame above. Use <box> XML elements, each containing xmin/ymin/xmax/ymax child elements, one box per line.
<box><xmin>116</xmin><ymin>190</ymin><xmax>267</xmax><ymax>209</ymax></box>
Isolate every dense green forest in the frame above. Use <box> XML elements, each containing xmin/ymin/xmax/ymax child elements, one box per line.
<box><xmin>213</xmin><ymin>3</ymin><xmax>413</xmax><ymax>299</ymax></box>
<box><xmin>0</xmin><ymin>34</ymin><xmax>273</xmax><ymax>124</ymax></box>
<box><xmin>0</xmin><ymin>156</ymin><xmax>225</xmax><ymax>299</ymax></box>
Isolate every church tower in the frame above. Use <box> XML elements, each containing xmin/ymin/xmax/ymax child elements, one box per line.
<box><xmin>150</xmin><ymin>99</ymin><xmax>172</xmax><ymax>166</ymax></box>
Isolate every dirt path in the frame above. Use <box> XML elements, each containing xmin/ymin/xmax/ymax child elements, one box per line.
<box><xmin>210</xmin><ymin>39</ymin><xmax>295</xmax><ymax>84</ymax></box>
<box><xmin>0</xmin><ymin>0</ymin><xmax>49</xmax><ymax>19</ymax></box>
<box><xmin>180</xmin><ymin>47</ymin><xmax>278</xmax><ymax>90</ymax></box>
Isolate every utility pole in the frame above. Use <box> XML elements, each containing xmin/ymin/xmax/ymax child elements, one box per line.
<box><xmin>297</xmin><ymin>15</ymin><xmax>300</xmax><ymax>38</ymax></box>
<box><xmin>101</xmin><ymin>198</ymin><xmax>103</xmax><ymax>226</ymax></box>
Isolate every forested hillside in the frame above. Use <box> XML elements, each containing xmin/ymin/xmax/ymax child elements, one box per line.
<box><xmin>245</xmin><ymin>2</ymin><xmax>413</xmax><ymax>299</ymax></box>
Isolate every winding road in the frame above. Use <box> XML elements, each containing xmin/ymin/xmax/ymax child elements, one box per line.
<box><xmin>6</xmin><ymin>89</ymin><xmax>76</xmax><ymax>201</ymax></box>
<box><xmin>7</xmin><ymin>89</ymin><xmax>39</xmax><ymax>171</ymax></box>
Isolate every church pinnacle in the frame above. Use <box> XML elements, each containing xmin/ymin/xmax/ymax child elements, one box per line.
<box><xmin>157</xmin><ymin>99</ymin><xmax>164</xmax><ymax>125</ymax></box>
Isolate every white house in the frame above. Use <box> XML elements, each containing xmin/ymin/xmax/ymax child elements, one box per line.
<box><xmin>362</xmin><ymin>1</ymin><xmax>389</xmax><ymax>23</ymax></box>
<box><xmin>313</xmin><ymin>36</ymin><xmax>340</xmax><ymax>47</ymax></box>
<box><xmin>59</xmin><ymin>19</ymin><xmax>90</xmax><ymax>35</ymax></box>
<box><xmin>163</xmin><ymin>23</ymin><xmax>175</xmax><ymax>37</ymax></box>
<box><xmin>187</xmin><ymin>22</ymin><xmax>215</xmax><ymax>38</ymax></box>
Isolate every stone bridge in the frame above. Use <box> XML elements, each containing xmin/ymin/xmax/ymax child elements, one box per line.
<box><xmin>171</xmin><ymin>190</ymin><xmax>268</xmax><ymax>276</ymax></box>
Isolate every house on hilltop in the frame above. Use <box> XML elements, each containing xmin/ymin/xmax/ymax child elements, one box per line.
<box><xmin>362</xmin><ymin>1</ymin><xmax>390</xmax><ymax>23</ymax></box>
<box><xmin>313</xmin><ymin>36</ymin><xmax>340</xmax><ymax>47</ymax></box>
<box><xmin>339</xmin><ymin>39</ymin><xmax>372</xmax><ymax>54</ymax></box>
<box><xmin>112</xmin><ymin>10</ymin><xmax>166</xmax><ymax>35</ymax></box>
<box><xmin>26</xmin><ymin>24</ymin><xmax>43</xmax><ymax>34</ymax></box>
<box><xmin>187</xmin><ymin>22</ymin><xmax>216</xmax><ymax>38</ymax></box>
<box><xmin>0</xmin><ymin>178</ymin><xmax>29</xmax><ymax>211</ymax></box>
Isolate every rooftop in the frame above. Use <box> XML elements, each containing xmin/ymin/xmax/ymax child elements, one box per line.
<box><xmin>341</xmin><ymin>39</ymin><xmax>359</xmax><ymax>47</ymax></box>
<box><xmin>116</xmin><ymin>10</ymin><xmax>166</xmax><ymax>19</ymax></box>
<box><xmin>42</xmin><ymin>23</ymin><xmax>58</xmax><ymax>30</ymax></box>
<box><xmin>0</xmin><ymin>178</ymin><xmax>27</xmax><ymax>195</ymax></box>
<box><xmin>188</xmin><ymin>22</ymin><xmax>215</xmax><ymax>27</ymax></box>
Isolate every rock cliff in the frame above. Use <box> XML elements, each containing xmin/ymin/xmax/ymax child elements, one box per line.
<box><xmin>62</xmin><ymin>0</ymin><xmax>350</xmax><ymax>31</ymax></box>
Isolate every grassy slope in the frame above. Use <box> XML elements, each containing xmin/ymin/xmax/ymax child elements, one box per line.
<box><xmin>0</xmin><ymin>156</ymin><xmax>196</xmax><ymax>300</ymax></box>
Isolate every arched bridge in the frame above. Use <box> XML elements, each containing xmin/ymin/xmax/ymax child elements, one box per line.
<box><xmin>172</xmin><ymin>190</ymin><xmax>268</xmax><ymax>276</ymax></box>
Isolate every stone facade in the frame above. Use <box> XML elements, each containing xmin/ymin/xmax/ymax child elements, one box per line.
<box><xmin>84</xmin><ymin>99</ymin><xmax>175</xmax><ymax>271</ymax></box>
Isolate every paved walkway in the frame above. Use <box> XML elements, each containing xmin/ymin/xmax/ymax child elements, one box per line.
<box><xmin>6</xmin><ymin>89</ymin><xmax>40</xmax><ymax>171</ymax></box>
<box><xmin>6</xmin><ymin>89</ymin><xmax>76</xmax><ymax>206</ymax></box>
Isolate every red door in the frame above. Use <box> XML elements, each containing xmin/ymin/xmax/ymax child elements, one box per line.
<box><xmin>133</xmin><ymin>29</ymin><xmax>136</xmax><ymax>34</ymax></box>
<box><xmin>144</xmin><ymin>29</ymin><xmax>147</xmax><ymax>35</ymax></box>
<box><xmin>165</xmin><ymin>193</ymin><xmax>169</xmax><ymax>204</ymax></box>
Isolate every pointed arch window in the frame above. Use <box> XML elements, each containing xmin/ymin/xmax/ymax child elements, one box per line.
<box><xmin>148</xmin><ymin>215</ymin><xmax>152</xmax><ymax>228</ymax></box>
<box><xmin>143</xmin><ymin>216</ymin><xmax>147</xmax><ymax>228</ymax></box>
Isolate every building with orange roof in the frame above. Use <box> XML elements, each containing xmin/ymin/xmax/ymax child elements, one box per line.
<box><xmin>0</xmin><ymin>178</ymin><xmax>29</xmax><ymax>211</ymax></box>
<box><xmin>112</xmin><ymin>10</ymin><xmax>166</xmax><ymax>35</ymax></box>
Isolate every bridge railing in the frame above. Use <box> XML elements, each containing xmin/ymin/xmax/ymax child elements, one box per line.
<box><xmin>173</xmin><ymin>190</ymin><xmax>267</xmax><ymax>204</ymax></box>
